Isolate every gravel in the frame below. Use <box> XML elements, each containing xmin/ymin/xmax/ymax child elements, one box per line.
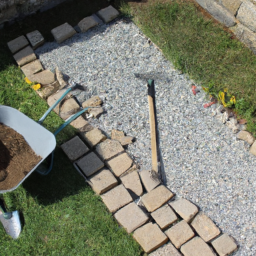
<box><xmin>36</xmin><ymin>18</ymin><xmax>256</xmax><ymax>256</ymax></box>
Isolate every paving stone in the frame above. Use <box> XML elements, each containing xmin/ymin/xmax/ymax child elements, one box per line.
<box><xmin>82</xmin><ymin>128</ymin><xmax>107</xmax><ymax>148</ymax></box>
<box><xmin>149</xmin><ymin>242</ymin><xmax>182</xmax><ymax>256</ymax></box>
<box><xmin>95</xmin><ymin>139</ymin><xmax>124</xmax><ymax>161</ymax></box>
<box><xmin>101</xmin><ymin>184</ymin><xmax>133</xmax><ymax>213</ymax></box>
<box><xmin>133</xmin><ymin>223</ymin><xmax>169</xmax><ymax>253</ymax></box>
<box><xmin>55</xmin><ymin>67</ymin><xmax>67</xmax><ymax>89</ymax></box>
<box><xmin>141</xmin><ymin>185</ymin><xmax>174</xmax><ymax>212</ymax></box>
<box><xmin>78</xmin><ymin>15</ymin><xmax>99</xmax><ymax>33</ymax></box>
<box><xmin>114</xmin><ymin>202</ymin><xmax>149</xmax><ymax>233</ymax></box>
<box><xmin>76</xmin><ymin>152</ymin><xmax>104</xmax><ymax>177</ymax></box>
<box><xmin>180</xmin><ymin>237</ymin><xmax>216</xmax><ymax>256</ymax></box>
<box><xmin>140</xmin><ymin>169</ymin><xmax>161</xmax><ymax>192</ymax></box>
<box><xmin>218</xmin><ymin>0</ymin><xmax>241</xmax><ymax>15</ymax></box>
<box><xmin>36</xmin><ymin>80</ymin><xmax>60</xmax><ymax>99</ymax></box>
<box><xmin>211</xmin><ymin>234</ymin><xmax>237</xmax><ymax>256</ymax></box>
<box><xmin>13</xmin><ymin>46</ymin><xmax>36</xmax><ymax>66</ymax></box>
<box><xmin>165</xmin><ymin>220</ymin><xmax>195</xmax><ymax>248</ymax></box>
<box><xmin>111</xmin><ymin>129</ymin><xmax>125</xmax><ymax>140</ymax></box>
<box><xmin>28</xmin><ymin>70</ymin><xmax>55</xmax><ymax>86</ymax></box>
<box><xmin>120</xmin><ymin>170</ymin><xmax>143</xmax><ymax>198</ymax></box>
<box><xmin>26</xmin><ymin>30</ymin><xmax>45</xmax><ymax>49</ymax></box>
<box><xmin>119</xmin><ymin>136</ymin><xmax>134</xmax><ymax>146</ymax></box>
<box><xmin>51</xmin><ymin>22</ymin><xmax>76</xmax><ymax>44</ymax></box>
<box><xmin>21</xmin><ymin>60</ymin><xmax>44</xmax><ymax>77</ymax></box>
<box><xmin>237</xmin><ymin>130</ymin><xmax>255</xmax><ymax>145</ymax></box>
<box><xmin>60</xmin><ymin>98</ymin><xmax>81</xmax><ymax>120</ymax></box>
<box><xmin>88</xmin><ymin>107</ymin><xmax>104</xmax><ymax>118</ymax></box>
<box><xmin>191</xmin><ymin>212</ymin><xmax>221</xmax><ymax>242</ymax></box>
<box><xmin>61</xmin><ymin>136</ymin><xmax>89</xmax><ymax>161</ymax></box>
<box><xmin>97</xmin><ymin>5</ymin><xmax>119</xmax><ymax>23</ymax></box>
<box><xmin>70</xmin><ymin>116</ymin><xmax>89</xmax><ymax>129</ymax></box>
<box><xmin>88</xmin><ymin>168</ymin><xmax>118</xmax><ymax>195</ymax></box>
<box><xmin>151</xmin><ymin>204</ymin><xmax>178</xmax><ymax>229</ymax></box>
<box><xmin>82</xmin><ymin>95</ymin><xmax>102</xmax><ymax>108</ymax></box>
<box><xmin>107</xmin><ymin>153</ymin><xmax>133</xmax><ymax>177</ymax></box>
<box><xmin>169</xmin><ymin>198</ymin><xmax>199</xmax><ymax>223</ymax></box>
<box><xmin>250</xmin><ymin>140</ymin><xmax>256</xmax><ymax>156</ymax></box>
<box><xmin>7</xmin><ymin>35</ymin><xmax>29</xmax><ymax>54</ymax></box>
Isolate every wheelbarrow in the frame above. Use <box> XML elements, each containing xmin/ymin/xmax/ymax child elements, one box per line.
<box><xmin>0</xmin><ymin>87</ymin><xmax>92</xmax><ymax>239</ymax></box>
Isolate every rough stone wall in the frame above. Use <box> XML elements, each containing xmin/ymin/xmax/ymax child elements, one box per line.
<box><xmin>195</xmin><ymin>0</ymin><xmax>256</xmax><ymax>54</ymax></box>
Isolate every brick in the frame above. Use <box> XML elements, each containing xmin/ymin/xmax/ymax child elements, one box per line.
<box><xmin>82</xmin><ymin>128</ymin><xmax>107</xmax><ymax>148</ymax></box>
<box><xmin>26</xmin><ymin>30</ymin><xmax>45</xmax><ymax>49</ymax></box>
<box><xmin>149</xmin><ymin>242</ymin><xmax>182</xmax><ymax>256</ymax></box>
<box><xmin>51</xmin><ymin>23</ymin><xmax>76</xmax><ymax>44</ymax></box>
<box><xmin>78</xmin><ymin>16</ymin><xmax>99</xmax><ymax>33</ymax></box>
<box><xmin>169</xmin><ymin>198</ymin><xmax>198</xmax><ymax>222</ymax></box>
<box><xmin>114</xmin><ymin>202</ymin><xmax>149</xmax><ymax>233</ymax></box>
<box><xmin>76</xmin><ymin>152</ymin><xmax>104</xmax><ymax>177</ymax></box>
<box><xmin>107</xmin><ymin>153</ymin><xmax>133</xmax><ymax>177</ymax></box>
<box><xmin>180</xmin><ymin>237</ymin><xmax>216</xmax><ymax>256</ymax></box>
<box><xmin>101</xmin><ymin>184</ymin><xmax>133</xmax><ymax>213</ymax></box>
<box><xmin>13</xmin><ymin>46</ymin><xmax>36</xmax><ymax>66</ymax></box>
<box><xmin>141</xmin><ymin>185</ymin><xmax>174</xmax><ymax>212</ymax></box>
<box><xmin>60</xmin><ymin>98</ymin><xmax>80</xmax><ymax>120</ymax></box>
<box><xmin>140</xmin><ymin>169</ymin><xmax>161</xmax><ymax>192</ymax></box>
<box><xmin>61</xmin><ymin>136</ymin><xmax>89</xmax><ymax>161</ymax></box>
<box><xmin>151</xmin><ymin>204</ymin><xmax>178</xmax><ymax>229</ymax></box>
<box><xmin>82</xmin><ymin>95</ymin><xmax>102</xmax><ymax>108</ymax></box>
<box><xmin>97</xmin><ymin>5</ymin><xmax>119</xmax><ymax>23</ymax></box>
<box><xmin>165</xmin><ymin>220</ymin><xmax>194</xmax><ymax>248</ymax></box>
<box><xmin>133</xmin><ymin>223</ymin><xmax>168</xmax><ymax>253</ymax></box>
<box><xmin>211</xmin><ymin>234</ymin><xmax>237</xmax><ymax>256</ymax></box>
<box><xmin>70</xmin><ymin>116</ymin><xmax>89</xmax><ymax>129</ymax></box>
<box><xmin>88</xmin><ymin>168</ymin><xmax>118</xmax><ymax>195</ymax></box>
<box><xmin>28</xmin><ymin>70</ymin><xmax>55</xmax><ymax>86</ymax></box>
<box><xmin>36</xmin><ymin>80</ymin><xmax>60</xmax><ymax>99</ymax></box>
<box><xmin>218</xmin><ymin>0</ymin><xmax>241</xmax><ymax>15</ymax></box>
<box><xmin>95</xmin><ymin>139</ymin><xmax>124</xmax><ymax>161</ymax></box>
<box><xmin>7</xmin><ymin>35</ymin><xmax>29</xmax><ymax>54</ymax></box>
<box><xmin>21</xmin><ymin>60</ymin><xmax>44</xmax><ymax>77</ymax></box>
<box><xmin>237</xmin><ymin>131</ymin><xmax>255</xmax><ymax>145</ymax></box>
<box><xmin>191</xmin><ymin>212</ymin><xmax>220</xmax><ymax>242</ymax></box>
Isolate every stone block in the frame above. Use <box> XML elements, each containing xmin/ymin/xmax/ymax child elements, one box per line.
<box><xmin>211</xmin><ymin>234</ymin><xmax>237</xmax><ymax>256</ymax></box>
<box><xmin>70</xmin><ymin>116</ymin><xmax>89</xmax><ymax>129</ymax></box>
<box><xmin>237</xmin><ymin>130</ymin><xmax>255</xmax><ymax>145</ymax></box>
<box><xmin>140</xmin><ymin>169</ymin><xmax>161</xmax><ymax>192</ymax></box>
<box><xmin>82</xmin><ymin>128</ymin><xmax>107</xmax><ymax>148</ymax></box>
<box><xmin>88</xmin><ymin>107</ymin><xmax>104</xmax><ymax>118</ymax></box>
<box><xmin>218</xmin><ymin>0</ymin><xmax>241</xmax><ymax>15</ymax></box>
<box><xmin>55</xmin><ymin>67</ymin><xmax>67</xmax><ymax>89</ymax></box>
<box><xmin>78</xmin><ymin>16</ymin><xmax>99</xmax><ymax>33</ymax></box>
<box><xmin>107</xmin><ymin>153</ymin><xmax>133</xmax><ymax>177</ymax></box>
<box><xmin>151</xmin><ymin>204</ymin><xmax>178</xmax><ymax>229</ymax></box>
<box><xmin>51</xmin><ymin>22</ymin><xmax>76</xmax><ymax>44</ymax></box>
<box><xmin>95</xmin><ymin>139</ymin><xmax>124</xmax><ymax>161</ymax></box>
<box><xmin>82</xmin><ymin>95</ymin><xmax>102</xmax><ymax>108</ymax></box>
<box><xmin>76</xmin><ymin>152</ymin><xmax>104</xmax><ymax>177</ymax></box>
<box><xmin>97</xmin><ymin>5</ymin><xmax>119</xmax><ymax>23</ymax></box>
<box><xmin>195</xmin><ymin>0</ymin><xmax>236</xmax><ymax>27</ymax></box>
<box><xmin>114</xmin><ymin>202</ymin><xmax>149</xmax><ymax>233</ymax></box>
<box><xmin>165</xmin><ymin>220</ymin><xmax>195</xmax><ymax>249</ymax></box>
<box><xmin>169</xmin><ymin>198</ymin><xmax>198</xmax><ymax>222</ymax></box>
<box><xmin>237</xmin><ymin>1</ymin><xmax>256</xmax><ymax>33</ymax></box>
<box><xmin>13</xmin><ymin>46</ymin><xmax>36</xmax><ymax>66</ymax></box>
<box><xmin>133</xmin><ymin>223</ymin><xmax>168</xmax><ymax>253</ymax></box>
<box><xmin>61</xmin><ymin>136</ymin><xmax>89</xmax><ymax>161</ymax></box>
<box><xmin>120</xmin><ymin>170</ymin><xmax>143</xmax><ymax>198</ymax></box>
<box><xmin>26</xmin><ymin>30</ymin><xmax>45</xmax><ymax>49</ymax></box>
<box><xmin>21</xmin><ymin>60</ymin><xmax>44</xmax><ymax>77</ymax></box>
<box><xmin>36</xmin><ymin>80</ymin><xmax>60</xmax><ymax>99</ymax></box>
<box><xmin>149</xmin><ymin>242</ymin><xmax>182</xmax><ymax>256</ymax></box>
<box><xmin>28</xmin><ymin>70</ymin><xmax>55</xmax><ymax>86</ymax></box>
<box><xmin>141</xmin><ymin>185</ymin><xmax>174</xmax><ymax>212</ymax></box>
<box><xmin>7</xmin><ymin>35</ymin><xmax>29</xmax><ymax>54</ymax></box>
<box><xmin>250</xmin><ymin>140</ymin><xmax>256</xmax><ymax>156</ymax></box>
<box><xmin>180</xmin><ymin>237</ymin><xmax>216</xmax><ymax>256</ymax></box>
<box><xmin>111</xmin><ymin>129</ymin><xmax>124</xmax><ymax>140</ymax></box>
<box><xmin>101</xmin><ymin>184</ymin><xmax>133</xmax><ymax>213</ymax></box>
<box><xmin>60</xmin><ymin>98</ymin><xmax>81</xmax><ymax>120</ymax></box>
<box><xmin>88</xmin><ymin>168</ymin><xmax>118</xmax><ymax>195</ymax></box>
<box><xmin>119</xmin><ymin>136</ymin><xmax>134</xmax><ymax>146</ymax></box>
<box><xmin>191</xmin><ymin>212</ymin><xmax>220</xmax><ymax>242</ymax></box>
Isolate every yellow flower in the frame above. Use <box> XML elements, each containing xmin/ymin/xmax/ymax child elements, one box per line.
<box><xmin>31</xmin><ymin>84</ymin><xmax>41</xmax><ymax>91</ymax></box>
<box><xmin>25</xmin><ymin>77</ymin><xmax>32</xmax><ymax>84</ymax></box>
<box><xmin>224</xmin><ymin>88</ymin><xmax>228</xmax><ymax>93</ymax></box>
<box><xmin>230</xmin><ymin>96</ymin><xmax>236</xmax><ymax>104</ymax></box>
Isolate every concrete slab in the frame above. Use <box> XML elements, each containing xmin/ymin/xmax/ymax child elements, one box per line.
<box><xmin>7</xmin><ymin>35</ymin><xmax>29</xmax><ymax>54</ymax></box>
<box><xmin>13</xmin><ymin>46</ymin><xmax>36</xmax><ymax>66</ymax></box>
<box><xmin>51</xmin><ymin>22</ymin><xmax>76</xmax><ymax>43</ymax></box>
<box><xmin>26</xmin><ymin>30</ymin><xmax>45</xmax><ymax>49</ymax></box>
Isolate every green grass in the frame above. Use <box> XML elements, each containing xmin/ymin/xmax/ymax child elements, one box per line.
<box><xmin>122</xmin><ymin>0</ymin><xmax>256</xmax><ymax>135</ymax></box>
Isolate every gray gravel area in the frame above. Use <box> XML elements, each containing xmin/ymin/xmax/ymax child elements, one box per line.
<box><xmin>36</xmin><ymin>18</ymin><xmax>256</xmax><ymax>256</ymax></box>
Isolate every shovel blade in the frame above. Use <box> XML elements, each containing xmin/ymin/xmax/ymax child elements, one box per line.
<box><xmin>0</xmin><ymin>211</ymin><xmax>21</xmax><ymax>239</ymax></box>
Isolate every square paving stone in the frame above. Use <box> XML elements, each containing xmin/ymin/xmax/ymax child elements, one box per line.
<box><xmin>211</xmin><ymin>234</ymin><xmax>237</xmax><ymax>256</ymax></box>
<box><xmin>97</xmin><ymin>5</ymin><xmax>119</xmax><ymax>23</ymax></box>
<box><xmin>95</xmin><ymin>139</ymin><xmax>124</xmax><ymax>161</ymax></box>
<box><xmin>139</xmin><ymin>169</ymin><xmax>161</xmax><ymax>192</ymax></box>
<box><xmin>169</xmin><ymin>198</ymin><xmax>198</xmax><ymax>223</ymax></box>
<box><xmin>60</xmin><ymin>98</ymin><xmax>81</xmax><ymax>120</ymax></box>
<box><xmin>180</xmin><ymin>237</ymin><xmax>216</xmax><ymax>256</ymax></box>
<box><xmin>88</xmin><ymin>168</ymin><xmax>118</xmax><ymax>195</ymax></box>
<box><xmin>82</xmin><ymin>95</ymin><xmax>102</xmax><ymax>108</ymax></box>
<box><xmin>13</xmin><ymin>46</ymin><xmax>36</xmax><ymax>66</ymax></box>
<box><xmin>76</xmin><ymin>152</ymin><xmax>104</xmax><ymax>177</ymax></box>
<box><xmin>149</xmin><ymin>242</ymin><xmax>182</xmax><ymax>256</ymax></box>
<box><xmin>21</xmin><ymin>60</ymin><xmax>44</xmax><ymax>77</ymax></box>
<box><xmin>61</xmin><ymin>136</ymin><xmax>89</xmax><ymax>161</ymax></box>
<box><xmin>7</xmin><ymin>35</ymin><xmax>29</xmax><ymax>54</ymax></box>
<box><xmin>70</xmin><ymin>116</ymin><xmax>89</xmax><ymax>129</ymax></box>
<box><xmin>114</xmin><ymin>202</ymin><xmax>149</xmax><ymax>233</ymax></box>
<box><xmin>101</xmin><ymin>184</ymin><xmax>133</xmax><ymax>213</ymax></box>
<box><xmin>133</xmin><ymin>223</ymin><xmax>168</xmax><ymax>253</ymax></box>
<box><xmin>78</xmin><ymin>16</ymin><xmax>99</xmax><ymax>32</ymax></box>
<box><xmin>151</xmin><ymin>204</ymin><xmax>178</xmax><ymax>229</ymax></box>
<box><xmin>191</xmin><ymin>212</ymin><xmax>220</xmax><ymax>242</ymax></box>
<box><xmin>51</xmin><ymin>22</ymin><xmax>76</xmax><ymax>43</ymax></box>
<box><xmin>82</xmin><ymin>128</ymin><xmax>107</xmax><ymax>148</ymax></box>
<box><xmin>107</xmin><ymin>152</ymin><xmax>133</xmax><ymax>177</ymax></box>
<box><xmin>26</xmin><ymin>30</ymin><xmax>45</xmax><ymax>49</ymax></box>
<box><xmin>141</xmin><ymin>185</ymin><xmax>174</xmax><ymax>212</ymax></box>
<box><xmin>28</xmin><ymin>70</ymin><xmax>55</xmax><ymax>86</ymax></box>
<box><xmin>165</xmin><ymin>220</ymin><xmax>195</xmax><ymax>249</ymax></box>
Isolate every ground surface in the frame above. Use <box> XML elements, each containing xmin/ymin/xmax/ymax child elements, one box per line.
<box><xmin>36</xmin><ymin>18</ymin><xmax>256</xmax><ymax>255</ymax></box>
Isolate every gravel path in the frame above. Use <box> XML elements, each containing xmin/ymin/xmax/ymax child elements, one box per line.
<box><xmin>36</xmin><ymin>18</ymin><xmax>256</xmax><ymax>256</ymax></box>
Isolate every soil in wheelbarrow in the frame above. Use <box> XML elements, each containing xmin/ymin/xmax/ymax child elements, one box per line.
<box><xmin>0</xmin><ymin>123</ymin><xmax>42</xmax><ymax>190</ymax></box>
